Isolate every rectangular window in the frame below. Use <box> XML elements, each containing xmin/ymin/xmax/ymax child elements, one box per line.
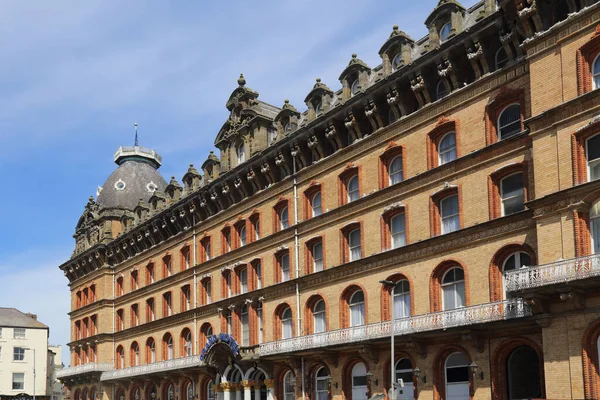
<box><xmin>184</xmin><ymin>249</ymin><xmax>191</xmax><ymax>269</ymax></box>
<box><xmin>12</xmin><ymin>373</ymin><xmax>24</xmax><ymax>390</ymax></box>
<box><xmin>501</xmin><ymin>173</ymin><xmax>525</xmax><ymax>216</ymax></box>
<box><xmin>13</xmin><ymin>347</ymin><xmax>25</xmax><ymax>361</ymax></box>
<box><xmin>252</xmin><ymin>217</ymin><xmax>260</xmax><ymax>241</ymax></box>
<box><xmin>147</xmin><ymin>264</ymin><xmax>155</xmax><ymax>284</ymax></box>
<box><xmin>13</xmin><ymin>328</ymin><xmax>25</xmax><ymax>339</ymax></box>
<box><xmin>131</xmin><ymin>270</ymin><xmax>139</xmax><ymax>290</ymax></box>
<box><xmin>390</xmin><ymin>214</ymin><xmax>406</xmax><ymax>249</ymax></box>
<box><xmin>440</xmin><ymin>195</ymin><xmax>459</xmax><ymax>234</ymax></box>
<box><xmin>226</xmin><ymin>314</ymin><xmax>232</xmax><ymax>335</ymax></box>
<box><xmin>587</xmin><ymin>134</ymin><xmax>600</xmax><ymax>181</ymax></box>
<box><xmin>257</xmin><ymin>302</ymin><xmax>263</xmax><ymax>344</ymax></box>
<box><xmin>164</xmin><ymin>257</ymin><xmax>172</xmax><ymax>277</ymax></box>
<box><xmin>226</xmin><ymin>273</ymin><xmax>232</xmax><ymax>298</ymax></box>
<box><xmin>349</xmin><ymin>229</ymin><xmax>361</xmax><ymax>261</ymax></box>
<box><xmin>312</xmin><ymin>242</ymin><xmax>323</xmax><ymax>272</ymax></box>
<box><xmin>131</xmin><ymin>304</ymin><xmax>139</xmax><ymax>327</ymax></box>
<box><xmin>280</xmin><ymin>254</ymin><xmax>290</xmax><ymax>282</ymax></box>
<box><xmin>204</xmin><ymin>280</ymin><xmax>212</xmax><ymax>304</ymax></box>
<box><xmin>183</xmin><ymin>286</ymin><xmax>191</xmax><ymax>311</ymax></box>
<box><xmin>240</xmin><ymin>268</ymin><xmax>248</xmax><ymax>294</ymax></box>
<box><xmin>164</xmin><ymin>293</ymin><xmax>172</xmax><ymax>317</ymax></box>
<box><xmin>147</xmin><ymin>299</ymin><xmax>155</xmax><ymax>322</ymax></box>
<box><xmin>255</xmin><ymin>262</ymin><xmax>262</xmax><ymax>289</ymax></box>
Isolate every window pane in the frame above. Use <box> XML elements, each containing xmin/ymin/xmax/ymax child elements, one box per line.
<box><xmin>593</xmin><ymin>217</ymin><xmax>600</xmax><ymax>254</ymax></box>
<box><xmin>443</xmin><ymin>285</ymin><xmax>455</xmax><ymax>310</ymax></box>
<box><xmin>446</xmin><ymin>366</ymin><xmax>469</xmax><ymax>383</ymax></box>
<box><xmin>498</xmin><ymin>104</ymin><xmax>521</xmax><ymax>139</ymax></box>
<box><xmin>439</xmin><ymin>132</ymin><xmax>457</xmax><ymax>165</ymax></box>
<box><xmin>502</xmin><ymin>173</ymin><xmax>524</xmax><ymax>198</ymax></box>
<box><xmin>312</xmin><ymin>192</ymin><xmax>322</xmax><ymax>217</ymax></box>
<box><xmin>389</xmin><ymin>156</ymin><xmax>403</xmax><ymax>185</ymax></box>
<box><xmin>391</xmin><ymin>214</ymin><xmax>406</xmax><ymax>249</ymax></box>
<box><xmin>348</xmin><ymin>176</ymin><xmax>359</xmax><ymax>202</ymax></box>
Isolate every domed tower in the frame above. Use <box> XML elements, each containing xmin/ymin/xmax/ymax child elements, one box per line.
<box><xmin>72</xmin><ymin>145</ymin><xmax>167</xmax><ymax>257</ymax></box>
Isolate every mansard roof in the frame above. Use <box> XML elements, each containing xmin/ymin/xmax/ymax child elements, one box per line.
<box><xmin>201</xmin><ymin>151</ymin><xmax>220</xmax><ymax>169</ymax></box>
<box><xmin>425</xmin><ymin>0</ymin><xmax>466</xmax><ymax>25</ymax></box>
<box><xmin>225</xmin><ymin>74</ymin><xmax>259</xmax><ymax>111</ymax></box>
<box><xmin>339</xmin><ymin>54</ymin><xmax>371</xmax><ymax>81</ymax></box>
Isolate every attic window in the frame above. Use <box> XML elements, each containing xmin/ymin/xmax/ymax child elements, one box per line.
<box><xmin>269</xmin><ymin>128</ymin><xmax>278</xmax><ymax>144</ymax></box>
<box><xmin>351</xmin><ymin>79</ymin><xmax>360</xmax><ymax>96</ymax></box>
<box><xmin>146</xmin><ymin>181</ymin><xmax>158</xmax><ymax>193</ymax></box>
<box><xmin>392</xmin><ymin>53</ymin><xmax>403</xmax><ymax>71</ymax></box>
<box><xmin>315</xmin><ymin>102</ymin><xmax>323</xmax><ymax>117</ymax></box>
<box><xmin>440</xmin><ymin>22</ymin><xmax>452</xmax><ymax>42</ymax></box>
<box><xmin>115</xmin><ymin>179</ymin><xmax>126</xmax><ymax>191</ymax></box>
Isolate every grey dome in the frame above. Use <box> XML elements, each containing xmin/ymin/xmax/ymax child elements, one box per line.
<box><xmin>96</xmin><ymin>147</ymin><xmax>167</xmax><ymax>211</ymax></box>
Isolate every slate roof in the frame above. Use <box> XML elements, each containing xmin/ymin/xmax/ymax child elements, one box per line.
<box><xmin>0</xmin><ymin>308</ymin><xmax>48</xmax><ymax>329</ymax></box>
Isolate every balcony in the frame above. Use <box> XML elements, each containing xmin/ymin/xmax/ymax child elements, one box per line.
<box><xmin>100</xmin><ymin>355</ymin><xmax>203</xmax><ymax>381</ymax></box>
<box><xmin>505</xmin><ymin>254</ymin><xmax>600</xmax><ymax>292</ymax></box>
<box><xmin>56</xmin><ymin>363</ymin><xmax>113</xmax><ymax>379</ymax></box>
<box><xmin>259</xmin><ymin>299</ymin><xmax>530</xmax><ymax>356</ymax></box>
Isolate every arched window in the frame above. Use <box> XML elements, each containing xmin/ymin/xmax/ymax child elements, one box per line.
<box><xmin>497</xmin><ymin>104</ymin><xmax>521</xmax><ymax>139</ymax></box>
<box><xmin>166</xmin><ymin>384</ymin><xmax>175</xmax><ymax>400</ymax></box>
<box><xmin>349</xmin><ymin>291</ymin><xmax>365</xmax><ymax>327</ymax></box>
<box><xmin>393</xmin><ymin>280</ymin><xmax>411</xmax><ymax>319</ymax></box>
<box><xmin>502</xmin><ymin>251</ymin><xmax>531</xmax><ymax>297</ymax></box>
<box><xmin>282</xmin><ymin>307</ymin><xmax>293</xmax><ymax>339</ymax></box>
<box><xmin>116</xmin><ymin>346</ymin><xmax>124</xmax><ymax>369</ymax></box>
<box><xmin>390</xmin><ymin>213</ymin><xmax>406</xmax><ymax>249</ymax></box>
<box><xmin>312</xmin><ymin>192</ymin><xmax>323</xmax><ymax>217</ymax></box>
<box><xmin>348</xmin><ymin>228</ymin><xmax>362</xmax><ymax>262</ymax></box>
<box><xmin>284</xmin><ymin>371</ymin><xmax>296</xmax><ymax>400</ymax></box>
<box><xmin>392</xmin><ymin>53</ymin><xmax>403</xmax><ymax>72</ymax></box>
<box><xmin>185</xmin><ymin>382</ymin><xmax>193</xmax><ymax>400</ymax></box>
<box><xmin>351</xmin><ymin>79</ymin><xmax>360</xmax><ymax>96</ymax></box>
<box><xmin>241</xmin><ymin>304</ymin><xmax>250</xmax><ymax>346</ymax></box>
<box><xmin>347</xmin><ymin>175</ymin><xmax>359</xmax><ymax>202</ymax></box>
<box><xmin>439</xmin><ymin>22</ymin><xmax>452</xmax><ymax>42</ymax></box>
<box><xmin>313</xmin><ymin>300</ymin><xmax>326</xmax><ymax>334</ymax></box>
<box><xmin>351</xmin><ymin>362</ymin><xmax>368</xmax><ymax>400</ymax></box>
<box><xmin>131</xmin><ymin>342</ymin><xmax>140</xmax><ymax>366</ymax></box>
<box><xmin>438</xmin><ymin>132</ymin><xmax>457</xmax><ymax>165</ymax></box>
<box><xmin>591</xmin><ymin>201</ymin><xmax>600</xmax><ymax>254</ymax></box>
<box><xmin>280</xmin><ymin>206</ymin><xmax>289</xmax><ymax>230</ymax></box>
<box><xmin>586</xmin><ymin>133</ymin><xmax>600</xmax><ymax>181</ymax></box>
<box><xmin>147</xmin><ymin>338</ymin><xmax>156</xmax><ymax>363</ymax></box>
<box><xmin>312</xmin><ymin>241</ymin><xmax>323</xmax><ymax>272</ymax></box>
<box><xmin>442</xmin><ymin>268</ymin><xmax>465</xmax><ymax>310</ymax></box>
<box><xmin>315</xmin><ymin>102</ymin><xmax>323</xmax><ymax>117</ymax></box>
<box><xmin>389</xmin><ymin>155</ymin><xmax>403</xmax><ymax>185</ymax></box>
<box><xmin>163</xmin><ymin>334</ymin><xmax>173</xmax><ymax>360</ymax></box>
<box><xmin>437</xmin><ymin>80</ymin><xmax>448</xmax><ymax>100</ymax></box>
<box><xmin>207</xmin><ymin>380</ymin><xmax>215</xmax><ymax>400</ymax></box>
<box><xmin>315</xmin><ymin>367</ymin><xmax>329</xmax><ymax>400</ymax></box>
<box><xmin>495</xmin><ymin>47</ymin><xmax>509</xmax><ymax>70</ymax></box>
<box><xmin>594</xmin><ymin>54</ymin><xmax>600</xmax><ymax>90</ymax></box>
<box><xmin>506</xmin><ymin>345</ymin><xmax>542</xmax><ymax>399</ymax></box>
<box><xmin>239</xmin><ymin>225</ymin><xmax>247</xmax><ymax>247</ymax></box>
<box><xmin>444</xmin><ymin>352</ymin><xmax>470</xmax><ymax>400</ymax></box>
<box><xmin>440</xmin><ymin>194</ymin><xmax>459</xmax><ymax>234</ymax></box>
<box><xmin>395</xmin><ymin>358</ymin><xmax>414</xmax><ymax>399</ymax></box>
<box><xmin>184</xmin><ymin>330</ymin><xmax>192</xmax><ymax>357</ymax></box>
<box><xmin>237</xmin><ymin>142</ymin><xmax>245</xmax><ymax>164</ymax></box>
<box><xmin>500</xmin><ymin>173</ymin><xmax>525</xmax><ymax>215</ymax></box>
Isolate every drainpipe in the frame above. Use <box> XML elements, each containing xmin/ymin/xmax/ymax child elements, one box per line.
<box><xmin>293</xmin><ymin>158</ymin><xmax>304</xmax><ymax>400</ymax></box>
<box><xmin>292</xmin><ymin>157</ymin><xmax>301</xmax><ymax>337</ymax></box>
<box><xmin>193</xmin><ymin>213</ymin><xmax>198</xmax><ymax>355</ymax></box>
<box><xmin>112</xmin><ymin>266</ymin><xmax>115</xmax><ymax>367</ymax></box>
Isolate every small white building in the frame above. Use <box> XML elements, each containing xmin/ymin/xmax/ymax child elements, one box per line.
<box><xmin>0</xmin><ymin>308</ymin><xmax>49</xmax><ymax>400</ymax></box>
<box><xmin>47</xmin><ymin>346</ymin><xmax>64</xmax><ymax>400</ymax></box>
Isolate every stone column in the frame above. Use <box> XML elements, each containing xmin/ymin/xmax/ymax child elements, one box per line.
<box><xmin>221</xmin><ymin>383</ymin><xmax>232</xmax><ymax>400</ymax></box>
<box><xmin>234</xmin><ymin>384</ymin><xmax>243</xmax><ymax>400</ymax></box>
<box><xmin>215</xmin><ymin>385</ymin><xmax>224</xmax><ymax>400</ymax></box>
<box><xmin>263</xmin><ymin>380</ymin><xmax>275</xmax><ymax>400</ymax></box>
<box><xmin>242</xmin><ymin>381</ymin><xmax>254</xmax><ymax>400</ymax></box>
<box><xmin>252</xmin><ymin>381</ymin><xmax>263</xmax><ymax>400</ymax></box>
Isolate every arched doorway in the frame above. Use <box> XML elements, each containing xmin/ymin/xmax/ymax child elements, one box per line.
<box><xmin>395</xmin><ymin>358</ymin><xmax>414</xmax><ymax>400</ymax></box>
<box><xmin>351</xmin><ymin>362</ymin><xmax>368</xmax><ymax>400</ymax></box>
<box><xmin>249</xmin><ymin>369</ymin><xmax>267</xmax><ymax>400</ymax></box>
<box><xmin>506</xmin><ymin>345</ymin><xmax>541</xmax><ymax>399</ymax></box>
<box><xmin>445</xmin><ymin>352</ymin><xmax>470</xmax><ymax>400</ymax></box>
<box><xmin>146</xmin><ymin>384</ymin><xmax>157</xmax><ymax>400</ymax></box>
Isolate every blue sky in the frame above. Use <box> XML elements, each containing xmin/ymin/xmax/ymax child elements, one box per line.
<box><xmin>0</xmin><ymin>0</ymin><xmax>478</xmax><ymax>365</ymax></box>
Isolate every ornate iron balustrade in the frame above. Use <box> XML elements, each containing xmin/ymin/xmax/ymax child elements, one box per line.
<box><xmin>259</xmin><ymin>299</ymin><xmax>530</xmax><ymax>356</ymax></box>
<box><xmin>504</xmin><ymin>254</ymin><xmax>600</xmax><ymax>292</ymax></box>
<box><xmin>56</xmin><ymin>363</ymin><xmax>113</xmax><ymax>379</ymax></box>
<box><xmin>100</xmin><ymin>355</ymin><xmax>203</xmax><ymax>381</ymax></box>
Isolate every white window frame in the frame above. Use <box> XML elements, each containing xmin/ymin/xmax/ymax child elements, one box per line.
<box><xmin>392</xmin><ymin>279</ymin><xmax>411</xmax><ymax>318</ymax></box>
<box><xmin>349</xmin><ymin>291</ymin><xmax>365</xmax><ymax>327</ymax></box>
<box><xmin>347</xmin><ymin>175</ymin><xmax>359</xmax><ymax>202</ymax></box>
<box><xmin>313</xmin><ymin>299</ymin><xmax>326</xmax><ymax>333</ymax></box>
<box><xmin>13</xmin><ymin>328</ymin><xmax>25</xmax><ymax>339</ymax></box>
<box><xmin>282</xmin><ymin>308</ymin><xmax>293</xmax><ymax>339</ymax></box>
<box><xmin>13</xmin><ymin>347</ymin><xmax>25</xmax><ymax>362</ymax></box>
<box><xmin>351</xmin><ymin>79</ymin><xmax>360</xmax><ymax>96</ymax></box>
<box><xmin>438</xmin><ymin>131</ymin><xmax>457</xmax><ymax>165</ymax></box>
<box><xmin>436</xmin><ymin>80</ymin><xmax>448</xmax><ymax>100</ymax></box>
<box><xmin>315</xmin><ymin>367</ymin><xmax>329</xmax><ymax>400</ymax></box>
<box><xmin>205</xmin><ymin>280</ymin><xmax>212</xmax><ymax>304</ymax></box>
<box><xmin>390</xmin><ymin>213</ymin><xmax>406</xmax><ymax>249</ymax></box>
<box><xmin>586</xmin><ymin>133</ymin><xmax>600</xmax><ymax>182</ymax></box>
<box><xmin>500</xmin><ymin>172</ymin><xmax>525</xmax><ymax>216</ymax></box>
<box><xmin>348</xmin><ymin>228</ymin><xmax>361</xmax><ymax>262</ymax></box>
<box><xmin>440</xmin><ymin>194</ymin><xmax>459</xmax><ymax>234</ymax></box>
<box><xmin>311</xmin><ymin>192</ymin><xmax>322</xmax><ymax>217</ymax></box>
<box><xmin>280</xmin><ymin>206</ymin><xmax>289</xmax><ymax>230</ymax></box>
<box><xmin>392</xmin><ymin>53</ymin><xmax>403</xmax><ymax>72</ymax></box>
<box><xmin>239</xmin><ymin>225</ymin><xmax>247</xmax><ymax>247</ymax></box>
<box><xmin>495</xmin><ymin>47</ymin><xmax>509</xmax><ymax>70</ymax></box>
<box><xmin>594</xmin><ymin>53</ymin><xmax>600</xmax><ymax>90</ymax></box>
<box><xmin>240</xmin><ymin>268</ymin><xmax>248</xmax><ymax>294</ymax></box>
<box><xmin>439</xmin><ymin>22</ymin><xmax>452</xmax><ymax>42</ymax></box>
<box><xmin>312</xmin><ymin>241</ymin><xmax>323</xmax><ymax>272</ymax></box>
<box><xmin>497</xmin><ymin>103</ymin><xmax>521</xmax><ymax>140</ymax></box>
<box><xmin>237</xmin><ymin>142</ymin><xmax>245</xmax><ymax>164</ymax></box>
<box><xmin>284</xmin><ymin>371</ymin><xmax>296</xmax><ymax>400</ymax></box>
<box><xmin>389</xmin><ymin>155</ymin><xmax>403</xmax><ymax>185</ymax></box>
<box><xmin>241</xmin><ymin>305</ymin><xmax>249</xmax><ymax>346</ymax></box>
<box><xmin>12</xmin><ymin>372</ymin><xmax>25</xmax><ymax>390</ymax></box>
<box><xmin>280</xmin><ymin>253</ymin><xmax>290</xmax><ymax>282</ymax></box>
<box><xmin>441</xmin><ymin>267</ymin><xmax>465</xmax><ymax>310</ymax></box>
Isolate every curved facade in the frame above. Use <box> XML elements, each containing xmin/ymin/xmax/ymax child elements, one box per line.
<box><xmin>57</xmin><ymin>1</ymin><xmax>600</xmax><ymax>400</ymax></box>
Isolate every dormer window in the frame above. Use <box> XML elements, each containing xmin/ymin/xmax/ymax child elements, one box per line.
<box><xmin>146</xmin><ymin>181</ymin><xmax>158</xmax><ymax>193</ymax></box>
<box><xmin>315</xmin><ymin>101</ymin><xmax>323</xmax><ymax>117</ymax></box>
<box><xmin>495</xmin><ymin>47</ymin><xmax>509</xmax><ymax>70</ymax></box>
<box><xmin>236</xmin><ymin>142</ymin><xmax>245</xmax><ymax>164</ymax></box>
<box><xmin>391</xmin><ymin>53</ymin><xmax>403</xmax><ymax>72</ymax></box>
<box><xmin>350</xmin><ymin>79</ymin><xmax>360</xmax><ymax>96</ymax></box>
<box><xmin>284</xmin><ymin>122</ymin><xmax>292</xmax><ymax>134</ymax></box>
<box><xmin>269</xmin><ymin>127</ymin><xmax>278</xmax><ymax>144</ymax></box>
<box><xmin>436</xmin><ymin>81</ymin><xmax>447</xmax><ymax>100</ymax></box>
<box><xmin>439</xmin><ymin>22</ymin><xmax>452</xmax><ymax>42</ymax></box>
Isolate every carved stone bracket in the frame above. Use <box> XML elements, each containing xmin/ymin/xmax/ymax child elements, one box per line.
<box><xmin>559</xmin><ymin>289</ymin><xmax>586</xmax><ymax>310</ymax></box>
<box><xmin>524</xmin><ymin>294</ymin><xmax>549</xmax><ymax>314</ymax></box>
<box><xmin>364</xmin><ymin>100</ymin><xmax>383</xmax><ymax>132</ymax></box>
<box><xmin>344</xmin><ymin>111</ymin><xmax>362</xmax><ymax>142</ymax></box>
<box><xmin>324</xmin><ymin>122</ymin><xmax>342</xmax><ymax>151</ymax></box>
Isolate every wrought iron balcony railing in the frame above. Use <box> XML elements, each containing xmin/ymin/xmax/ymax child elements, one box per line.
<box><xmin>56</xmin><ymin>363</ymin><xmax>113</xmax><ymax>379</ymax></box>
<box><xmin>259</xmin><ymin>299</ymin><xmax>530</xmax><ymax>356</ymax></box>
<box><xmin>504</xmin><ymin>254</ymin><xmax>600</xmax><ymax>292</ymax></box>
<box><xmin>100</xmin><ymin>355</ymin><xmax>203</xmax><ymax>381</ymax></box>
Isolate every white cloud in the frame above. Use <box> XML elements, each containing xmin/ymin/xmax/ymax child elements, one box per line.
<box><xmin>0</xmin><ymin>250</ymin><xmax>71</xmax><ymax>365</ymax></box>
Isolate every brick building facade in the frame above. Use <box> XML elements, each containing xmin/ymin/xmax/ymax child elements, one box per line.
<box><xmin>56</xmin><ymin>1</ymin><xmax>600</xmax><ymax>399</ymax></box>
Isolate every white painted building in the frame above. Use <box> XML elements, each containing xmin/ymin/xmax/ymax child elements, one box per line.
<box><xmin>48</xmin><ymin>346</ymin><xmax>64</xmax><ymax>400</ymax></box>
<box><xmin>0</xmin><ymin>308</ymin><xmax>49</xmax><ymax>400</ymax></box>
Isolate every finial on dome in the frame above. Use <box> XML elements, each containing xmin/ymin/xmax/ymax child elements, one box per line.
<box><xmin>352</xmin><ymin>53</ymin><xmax>357</xmax><ymax>58</ymax></box>
<box><xmin>238</xmin><ymin>74</ymin><xmax>246</xmax><ymax>87</ymax></box>
<box><xmin>393</xmin><ymin>25</ymin><xmax>399</xmax><ymax>31</ymax></box>
<box><xmin>134</xmin><ymin>122</ymin><xmax>139</xmax><ymax>147</ymax></box>
<box><xmin>316</xmin><ymin>78</ymin><xmax>321</xmax><ymax>83</ymax></box>
<box><xmin>284</xmin><ymin>99</ymin><xmax>289</xmax><ymax>104</ymax></box>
